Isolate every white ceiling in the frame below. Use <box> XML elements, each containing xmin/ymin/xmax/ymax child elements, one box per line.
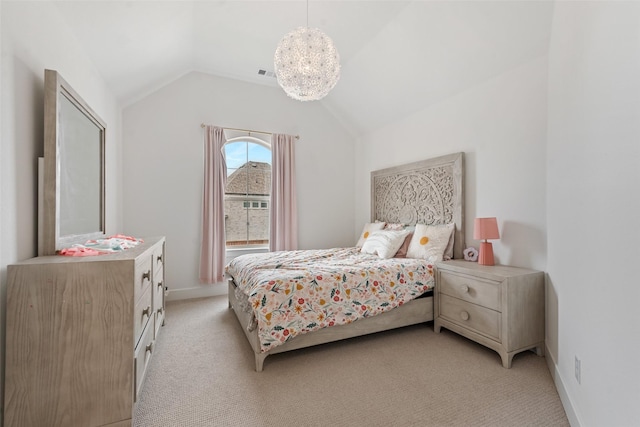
<box><xmin>54</xmin><ymin>0</ymin><xmax>554</xmax><ymax>136</ymax></box>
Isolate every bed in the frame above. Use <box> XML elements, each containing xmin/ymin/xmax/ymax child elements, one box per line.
<box><xmin>227</xmin><ymin>152</ymin><xmax>464</xmax><ymax>371</ymax></box>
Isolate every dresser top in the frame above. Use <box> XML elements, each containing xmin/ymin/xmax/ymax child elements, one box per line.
<box><xmin>11</xmin><ymin>236</ymin><xmax>165</xmax><ymax>266</ymax></box>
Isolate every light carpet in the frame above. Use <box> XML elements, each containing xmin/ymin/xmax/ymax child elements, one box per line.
<box><xmin>134</xmin><ymin>296</ymin><xmax>569</xmax><ymax>427</ymax></box>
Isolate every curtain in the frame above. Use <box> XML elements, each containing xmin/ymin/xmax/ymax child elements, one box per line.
<box><xmin>270</xmin><ymin>133</ymin><xmax>298</xmax><ymax>251</ymax></box>
<box><xmin>199</xmin><ymin>126</ymin><xmax>227</xmax><ymax>283</ymax></box>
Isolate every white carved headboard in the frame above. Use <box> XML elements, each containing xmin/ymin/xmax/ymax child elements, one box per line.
<box><xmin>371</xmin><ymin>152</ymin><xmax>465</xmax><ymax>259</ymax></box>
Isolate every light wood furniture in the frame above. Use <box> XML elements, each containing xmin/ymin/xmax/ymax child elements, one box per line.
<box><xmin>228</xmin><ymin>152</ymin><xmax>465</xmax><ymax>371</ymax></box>
<box><xmin>41</xmin><ymin>69</ymin><xmax>107</xmax><ymax>256</ymax></box>
<box><xmin>4</xmin><ymin>236</ymin><xmax>166</xmax><ymax>427</ymax></box>
<box><xmin>434</xmin><ymin>260</ymin><xmax>544</xmax><ymax>368</ymax></box>
<box><xmin>229</xmin><ymin>282</ymin><xmax>433</xmax><ymax>372</ymax></box>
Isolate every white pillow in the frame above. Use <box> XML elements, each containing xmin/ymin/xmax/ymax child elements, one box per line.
<box><xmin>361</xmin><ymin>230</ymin><xmax>410</xmax><ymax>259</ymax></box>
<box><xmin>406</xmin><ymin>223</ymin><xmax>455</xmax><ymax>262</ymax></box>
<box><xmin>356</xmin><ymin>222</ymin><xmax>386</xmax><ymax>247</ymax></box>
<box><xmin>383</xmin><ymin>222</ymin><xmax>405</xmax><ymax>231</ymax></box>
<box><xmin>443</xmin><ymin>224</ymin><xmax>456</xmax><ymax>260</ymax></box>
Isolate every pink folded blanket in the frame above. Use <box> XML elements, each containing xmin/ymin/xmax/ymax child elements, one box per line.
<box><xmin>59</xmin><ymin>235</ymin><xmax>144</xmax><ymax>256</ymax></box>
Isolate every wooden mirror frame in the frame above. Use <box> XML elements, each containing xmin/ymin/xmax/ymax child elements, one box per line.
<box><xmin>40</xmin><ymin>69</ymin><xmax>106</xmax><ymax>255</ymax></box>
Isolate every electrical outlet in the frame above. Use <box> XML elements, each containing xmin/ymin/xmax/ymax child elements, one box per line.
<box><xmin>575</xmin><ymin>356</ymin><xmax>581</xmax><ymax>384</ymax></box>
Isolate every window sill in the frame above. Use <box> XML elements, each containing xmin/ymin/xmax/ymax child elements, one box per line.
<box><xmin>225</xmin><ymin>247</ymin><xmax>269</xmax><ymax>260</ymax></box>
<box><xmin>226</xmin><ymin>246</ymin><xmax>269</xmax><ymax>252</ymax></box>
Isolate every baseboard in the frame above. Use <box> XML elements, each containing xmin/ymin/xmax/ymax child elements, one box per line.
<box><xmin>545</xmin><ymin>343</ymin><xmax>582</xmax><ymax>427</ymax></box>
<box><xmin>166</xmin><ymin>283</ymin><xmax>227</xmax><ymax>301</ymax></box>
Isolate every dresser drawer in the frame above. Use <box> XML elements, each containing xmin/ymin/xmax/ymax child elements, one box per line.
<box><xmin>439</xmin><ymin>294</ymin><xmax>500</xmax><ymax>341</ymax></box>
<box><xmin>134</xmin><ymin>285</ymin><xmax>152</xmax><ymax>346</ymax></box>
<box><xmin>154</xmin><ymin>309</ymin><xmax>164</xmax><ymax>338</ymax></box>
<box><xmin>152</xmin><ymin>243</ymin><xmax>164</xmax><ymax>276</ymax></box>
<box><xmin>134</xmin><ymin>320</ymin><xmax>154</xmax><ymax>401</ymax></box>
<box><xmin>153</xmin><ymin>262</ymin><xmax>164</xmax><ymax>308</ymax></box>
<box><xmin>134</xmin><ymin>257</ymin><xmax>152</xmax><ymax>303</ymax></box>
<box><xmin>153</xmin><ymin>254</ymin><xmax>165</xmax><ymax>338</ymax></box>
<box><xmin>439</xmin><ymin>270</ymin><xmax>500</xmax><ymax>311</ymax></box>
<box><xmin>154</xmin><ymin>282</ymin><xmax>165</xmax><ymax>338</ymax></box>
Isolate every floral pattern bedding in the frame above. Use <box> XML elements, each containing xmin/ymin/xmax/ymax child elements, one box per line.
<box><xmin>225</xmin><ymin>247</ymin><xmax>435</xmax><ymax>353</ymax></box>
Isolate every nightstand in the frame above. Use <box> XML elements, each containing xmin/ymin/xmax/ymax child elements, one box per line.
<box><xmin>434</xmin><ymin>260</ymin><xmax>545</xmax><ymax>368</ymax></box>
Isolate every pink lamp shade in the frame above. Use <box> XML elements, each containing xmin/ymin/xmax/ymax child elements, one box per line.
<box><xmin>473</xmin><ymin>217</ymin><xmax>500</xmax><ymax>266</ymax></box>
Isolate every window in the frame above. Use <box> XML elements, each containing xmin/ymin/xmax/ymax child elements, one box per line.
<box><xmin>224</xmin><ymin>137</ymin><xmax>271</xmax><ymax>248</ymax></box>
<box><xmin>242</xmin><ymin>200</ymin><xmax>269</xmax><ymax>210</ymax></box>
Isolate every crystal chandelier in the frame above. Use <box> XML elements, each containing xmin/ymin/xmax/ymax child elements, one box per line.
<box><xmin>273</xmin><ymin>3</ymin><xmax>340</xmax><ymax>101</ymax></box>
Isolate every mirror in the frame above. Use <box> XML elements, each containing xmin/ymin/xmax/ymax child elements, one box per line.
<box><xmin>40</xmin><ymin>69</ymin><xmax>106</xmax><ymax>255</ymax></box>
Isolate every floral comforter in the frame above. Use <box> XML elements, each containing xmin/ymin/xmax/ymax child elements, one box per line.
<box><xmin>225</xmin><ymin>247</ymin><xmax>435</xmax><ymax>353</ymax></box>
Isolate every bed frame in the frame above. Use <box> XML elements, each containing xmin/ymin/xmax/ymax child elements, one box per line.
<box><xmin>228</xmin><ymin>152</ymin><xmax>465</xmax><ymax>371</ymax></box>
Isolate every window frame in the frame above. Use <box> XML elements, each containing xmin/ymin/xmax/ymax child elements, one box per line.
<box><xmin>223</xmin><ymin>136</ymin><xmax>271</xmax><ymax>250</ymax></box>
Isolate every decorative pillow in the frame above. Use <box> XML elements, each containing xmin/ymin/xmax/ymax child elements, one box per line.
<box><xmin>406</xmin><ymin>223</ymin><xmax>455</xmax><ymax>262</ymax></box>
<box><xmin>443</xmin><ymin>224</ymin><xmax>456</xmax><ymax>260</ymax></box>
<box><xmin>356</xmin><ymin>222</ymin><xmax>386</xmax><ymax>247</ymax></box>
<box><xmin>383</xmin><ymin>222</ymin><xmax>405</xmax><ymax>231</ymax></box>
<box><xmin>393</xmin><ymin>232</ymin><xmax>413</xmax><ymax>258</ymax></box>
<box><xmin>361</xmin><ymin>230</ymin><xmax>410</xmax><ymax>259</ymax></box>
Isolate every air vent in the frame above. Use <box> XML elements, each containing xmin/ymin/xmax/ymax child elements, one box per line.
<box><xmin>258</xmin><ymin>69</ymin><xmax>276</xmax><ymax>78</ymax></box>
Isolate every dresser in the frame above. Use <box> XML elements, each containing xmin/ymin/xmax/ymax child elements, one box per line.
<box><xmin>4</xmin><ymin>236</ymin><xmax>166</xmax><ymax>427</ymax></box>
<box><xmin>434</xmin><ymin>260</ymin><xmax>544</xmax><ymax>368</ymax></box>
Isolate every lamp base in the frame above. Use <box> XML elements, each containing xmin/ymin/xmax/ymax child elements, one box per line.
<box><xmin>478</xmin><ymin>241</ymin><xmax>495</xmax><ymax>266</ymax></box>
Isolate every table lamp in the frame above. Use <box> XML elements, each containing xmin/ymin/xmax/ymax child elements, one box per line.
<box><xmin>473</xmin><ymin>217</ymin><xmax>500</xmax><ymax>266</ymax></box>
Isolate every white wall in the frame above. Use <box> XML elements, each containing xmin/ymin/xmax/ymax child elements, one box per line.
<box><xmin>0</xmin><ymin>1</ymin><xmax>122</xmax><ymax>420</ymax></box>
<box><xmin>354</xmin><ymin>55</ymin><xmax>548</xmax><ymax>272</ymax></box>
<box><xmin>354</xmin><ymin>55</ymin><xmax>551</xmax><ymax>412</ymax></box>
<box><xmin>122</xmin><ymin>71</ymin><xmax>354</xmax><ymax>300</ymax></box>
<box><xmin>547</xmin><ymin>3</ymin><xmax>640</xmax><ymax>426</ymax></box>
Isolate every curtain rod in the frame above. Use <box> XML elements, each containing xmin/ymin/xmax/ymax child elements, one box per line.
<box><xmin>200</xmin><ymin>123</ymin><xmax>299</xmax><ymax>140</ymax></box>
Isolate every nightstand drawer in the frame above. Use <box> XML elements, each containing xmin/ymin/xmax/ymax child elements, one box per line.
<box><xmin>439</xmin><ymin>270</ymin><xmax>500</xmax><ymax>311</ymax></box>
<box><xmin>439</xmin><ymin>294</ymin><xmax>500</xmax><ymax>341</ymax></box>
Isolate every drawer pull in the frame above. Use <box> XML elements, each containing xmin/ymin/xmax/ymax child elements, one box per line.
<box><xmin>460</xmin><ymin>311</ymin><xmax>470</xmax><ymax>321</ymax></box>
<box><xmin>157</xmin><ymin>254</ymin><xmax>163</xmax><ymax>264</ymax></box>
<box><xmin>142</xmin><ymin>306</ymin><xmax>151</xmax><ymax>317</ymax></box>
<box><xmin>157</xmin><ymin>307</ymin><xmax>163</xmax><ymax>315</ymax></box>
<box><xmin>157</xmin><ymin>281</ymin><xmax>163</xmax><ymax>289</ymax></box>
<box><xmin>142</xmin><ymin>270</ymin><xmax>151</xmax><ymax>282</ymax></box>
<box><xmin>146</xmin><ymin>342</ymin><xmax>153</xmax><ymax>354</ymax></box>
<box><xmin>461</xmin><ymin>285</ymin><xmax>470</xmax><ymax>293</ymax></box>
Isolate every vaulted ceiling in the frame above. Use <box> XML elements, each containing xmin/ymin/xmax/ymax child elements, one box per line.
<box><xmin>54</xmin><ymin>1</ymin><xmax>554</xmax><ymax>136</ymax></box>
